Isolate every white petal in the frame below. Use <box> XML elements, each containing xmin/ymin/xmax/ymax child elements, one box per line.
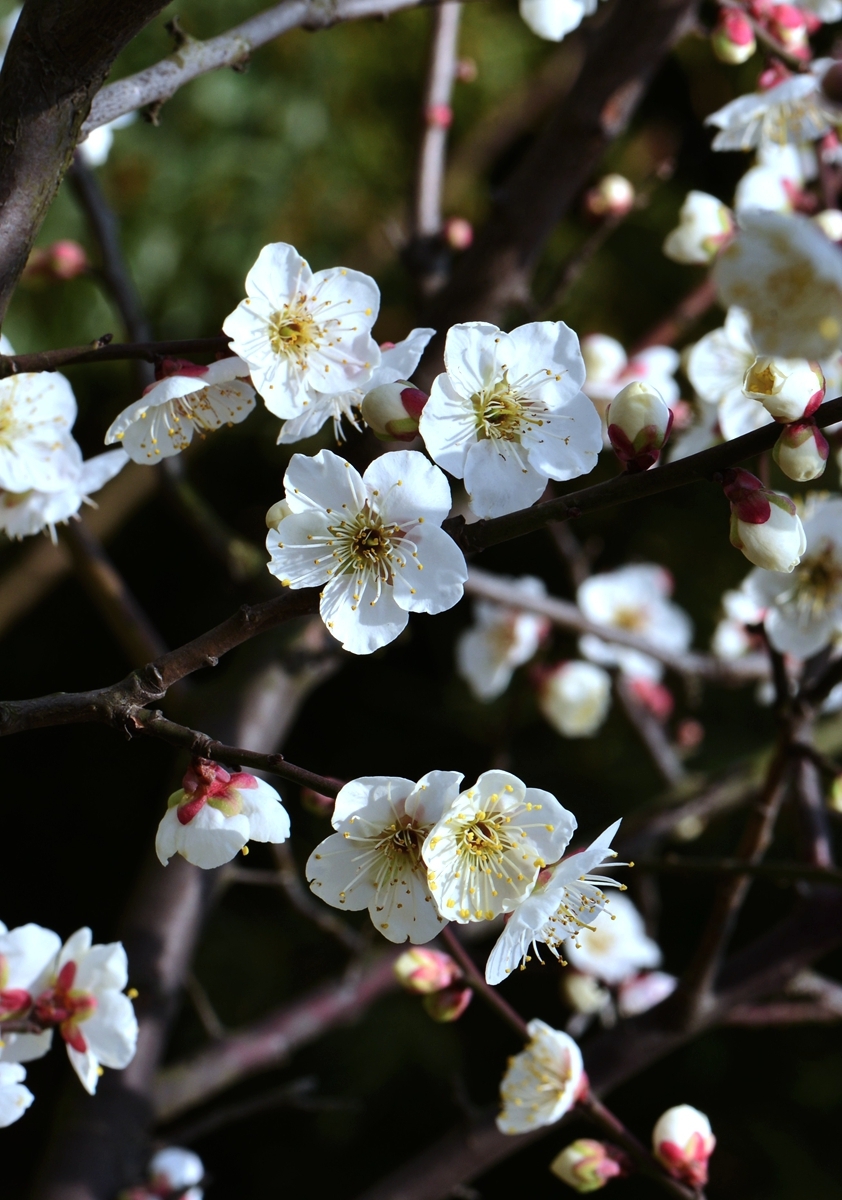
<box><xmin>391</xmin><ymin>525</ymin><xmax>467</xmax><ymax>615</ymax></box>
<box><xmin>266</xmin><ymin>510</ymin><xmax>334</xmax><ymax>589</ymax></box>
<box><xmin>66</xmin><ymin>1045</ymin><xmax>100</xmax><ymax>1095</ymax></box>
<box><xmin>464</xmin><ymin>438</ymin><xmax>547</xmax><ymax>518</ymax></box>
<box><xmin>523</xmin><ymin>388</ymin><xmax>601</xmax><ymax>481</ymax></box>
<box><xmin>320</xmin><ymin>571</ymin><xmax>408</xmax><ymax>654</ymax></box>
<box><xmin>239</xmin><ymin>778</ymin><xmax>291</xmax><ymax>843</ymax></box>
<box><xmin>80</xmin><ymin>990</ymin><xmax>138</xmax><ymax>1069</ymax></box>
<box><xmin>364</xmin><ymin>449</ymin><xmax>452</xmax><ymax>526</ymax></box>
<box><xmin>418</xmin><ymin>373</ymin><xmax>477</xmax><ymax>478</ymax></box>
<box><xmin>283</xmin><ymin>448</ymin><xmax>367</xmax><ymax>514</ymax></box>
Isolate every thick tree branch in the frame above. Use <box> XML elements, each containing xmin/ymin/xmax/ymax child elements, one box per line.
<box><xmin>0</xmin><ymin>0</ymin><xmax>169</xmax><ymax>323</ymax></box>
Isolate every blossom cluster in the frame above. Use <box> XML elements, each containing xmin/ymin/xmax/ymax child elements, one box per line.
<box><xmin>0</xmin><ymin>920</ymin><xmax>138</xmax><ymax>1127</ymax></box>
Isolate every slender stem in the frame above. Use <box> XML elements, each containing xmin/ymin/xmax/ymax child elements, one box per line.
<box><xmin>0</xmin><ymin>336</ymin><xmax>231</xmax><ymax>377</ymax></box>
<box><xmin>630</xmin><ymin>277</ymin><xmax>717</xmax><ymax>353</ymax></box>
<box><xmin>440</xmin><ymin>926</ymin><xmax>528</xmax><ymax>1039</ymax></box>
<box><xmin>414</xmin><ymin>2</ymin><xmax>462</xmax><ymax>240</ymax></box>
<box><xmin>615</xmin><ymin>674</ymin><xmax>687</xmax><ymax>788</ymax></box>
<box><xmin>635</xmin><ymin>855</ymin><xmax>842</xmax><ymax>887</ymax></box>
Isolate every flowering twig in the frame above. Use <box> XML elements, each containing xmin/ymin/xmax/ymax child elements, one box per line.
<box><xmin>131</xmin><ymin>709</ymin><xmax>342</xmax><ymax>796</ymax></box>
<box><xmin>439</xmin><ymin>927</ymin><xmax>528</xmax><ymax>1039</ymax></box>
<box><xmin>0</xmin><ymin>336</ymin><xmax>231</xmax><ymax>379</ymax></box>
<box><xmin>152</xmin><ymin>951</ymin><xmax>401</xmax><ymax>1121</ymax></box>
<box><xmin>84</xmin><ymin>0</ymin><xmax>447</xmax><ymax>137</ymax></box>
<box><xmin>413</xmin><ymin>2</ymin><xmax>462</xmax><ymax>252</ymax></box>
<box><xmin>720</xmin><ymin>0</ymin><xmax>807</xmax><ymax>70</ymax></box>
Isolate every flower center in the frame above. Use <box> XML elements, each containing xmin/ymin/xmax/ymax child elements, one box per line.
<box><xmin>377</xmin><ymin>821</ymin><xmax>424</xmax><ymax>868</ymax></box>
<box><xmin>784</xmin><ymin>540</ymin><xmax>842</xmax><ymax>619</ymax></box>
<box><xmin>613</xmin><ymin>605</ymin><xmax>646</xmax><ymax>632</ymax></box>
<box><xmin>456</xmin><ymin>810</ymin><xmax>514</xmax><ymax>865</ymax></box>
<box><xmin>34</xmin><ymin>961</ymin><xmax>96</xmax><ymax>1052</ymax></box>
<box><xmin>472</xmin><ymin>377</ymin><xmax>533</xmax><ymax>443</ymax></box>
<box><xmin>327</xmin><ymin>504</ymin><xmax>409</xmax><ymax>591</ymax></box>
<box><xmin>268</xmin><ymin>299</ymin><xmax>323</xmax><ymax>359</ymax></box>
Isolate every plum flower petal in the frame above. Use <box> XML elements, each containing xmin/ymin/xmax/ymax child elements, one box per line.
<box><xmin>0</xmin><ymin>1063</ymin><xmax>34</xmax><ymax>1127</ymax></box>
<box><xmin>0</xmin><ymin>445</ymin><xmax>127</xmax><ymax>542</ymax></box>
<box><xmin>564</xmin><ymin>890</ymin><xmax>661</xmax><ymax>985</ymax></box>
<box><xmin>497</xmin><ymin>1019</ymin><xmax>584</xmax><ymax>1134</ymax></box>
<box><xmin>456</xmin><ymin>576</ymin><xmax>549</xmax><ymax>701</ymax></box>
<box><xmin>0</xmin><ymin>372</ymin><xmax>78</xmax><ymax>493</ymax></box>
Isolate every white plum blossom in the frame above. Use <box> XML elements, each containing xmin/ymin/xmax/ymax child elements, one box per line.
<box><xmin>581</xmin><ymin>333</ymin><xmax>680</xmax><ymax>430</ymax></box>
<box><xmin>662</xmin><ymin>192</ymin><xmax>734</xmax><ymax>265</ymax></box>
<box><xmin>419</xmin><ymin>321</ymin><xmax>601</xmax><ymax>520</ymax></box>
<box><xmin>0</xmin><ymin>920</ymin><xmax>61</xmax><ymax>1064</ymax></box>
<box><xmin>617</xmin><ymin>970</ymin><xmax>678</xmax><ymax>1017</ymax></box>
<box><xmin>0</xmin><ymin>371</ymin><xmax>79</xmax><ymax>493</ymax></box>
<box><xmin>653</xmin><ymin>1105</ymin><xmax>716</xmax><ymax>1189</ymax></box>
<box><xmin>156</xmin><ymin>760</ymin><xmax>290</xmax><ymax>870</ymax></box>
<box><xmin>538</xmin><ymin>661</ymin><xmax>612</xmax><ymax>738</ymax></box>
<box><xmin>497</xmin><ymin>1019</ymin><xmax>584</xmax><ymax>1133</ymax></box>
<box><xmin>711</xmin><ymin>586</ymin><xmax>764</xmax><ymax>660</ymax></box>
<box><xmin>105</xmin><ymin>358</ymin><xmax>256</xmax><ymax>463</ymax></box>
<box><xmin>456</xmin><ymin>576</ymin><xmax>549</xmax><ymax>701</ymax></box>
<box><xmin>733</xmin><ymin>143</ymin><xmax>816</xmax><ymax>216</ymax></box>
<box><xmin>266</xmin><ymin>448</ymin><xmax>467</xmax><ymax>655</ymax></box>
<box><xmin>222</xmin><ymin>242</ymin><xmax>381</xmax><ymax>413</ymax></box>
<box><xmin>743</xmin><ymin>494</ymin><xmax>842</xmax><ymax>656</ymax></box>
<box><xmin>0</xmin><ymin>1063</ymin><xmax>33</xmax><ymax>1127</ymax></box>
<box><xmin>148</xmin><ymin>1147</ymin><xmax>204</xmax><ymax>1200</ymax></box>
<box><xmin>714</xmin><ymin>210</ymin><xmax>842</xmax><ymax>359</ymax></box>
<box><xmin>563</xmin><ymin>890</ymin><xmax>661</xmax><ymax>985</ymax></box>
<box><xmin>278</xmin><ymin>328</ymin><xmax>434</xmax><ymax>444</ymax></box>
<box><xmin>78</xmin><ymin>112</ymin><xmax>136</xmax><ymax>169</ymax></box>
<box><xmin>306</xmin><ymin>771</ymin><xmax>463</xmax><ymax>943</ymax></box>
<box><xmin>606</xmin><ymin>380</ymin><xmax>674</xmax><ymax>471</ymax></box>
<box><xmin>32</xmin><ymin>928</ymin><xmax>138</xmax><ymax>1095</ymax></box>
<box><xmin>423</xmin><ymin>769</ymin><xmax>577</xmax><ymax>925</ymax></box>
<box><xmin>485</xmin><ymin>820</ymin><xmax>623</xmax><ymax>984</ymax></box>
<box><xmin>706</xmin><ymin>61</ymin><xmax>842</xmax><ymax>151</ymax></box>
<box><xmin>577</xmin><ymin>564</ymin><xmax>693</xmax><ymax>682</ymax></box>
<box><xmin>743</xmin><ymin>356</ymin><xmax>825</xmax><ymax>423</ymax></box>
<box><xmin>686</xmin><ymin>307</ymin><xmax>774</xmax><ymax>441</ymax></box>
<box><xmin>0</xmin><ymin>445</ymin><xmax>128</xmax><ymax>542</ymax></box>
<box><xmin>722</xmin><ymin>469</ymin><xmax>807</xmax><ymax>573</ymax></box>
<box><xmin>518</xmin><ymin>0</ymin><xmax>599</xmax><ymax>41</ymax></box>
<box><xmin>773</xmin><ymin>420</ymin><xmax>830</xmax><ymax>481</ymax></box>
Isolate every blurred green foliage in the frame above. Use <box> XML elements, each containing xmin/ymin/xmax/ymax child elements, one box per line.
<box><xmin>0</xmin><ymin>1</ymin><xmax>841</xmax><ymax>1197</ymax></box>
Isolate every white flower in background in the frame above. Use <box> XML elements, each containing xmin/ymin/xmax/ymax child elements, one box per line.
<box><xmin>711</xmin><ymin>586</ymin><xmax>764</xmax><ymax>660</ymax></box>
<box><xmin>560</xmin><ymin>970</ymin><xmax>612</xmax><ymax>1014</ymax></box>
<box><xmin>538</xmin><ymin>661</ymin><xmax>612</xmax><ymax>737</ymax></box>
<box><xmin>77</xmin><ymin>113</ymin><xmax>136</xmax><ymax>169</ymax></box>
<box><xmin>423</xmin><ymin>769</ymin><xmax>577</xmax><ymax>924</ymax></box>
<box><xmin>419</xmin><ymin>321</ymin><xmax>601</xmax><ymax>519</ymax></box>
<box><xmin>795</xmin><ymin>0</ymin><xmax>842</xmax><ymax>20</ymax></box>
<box><xmin>0</xmin><ymin>371</ymin><xmax>79</xmax><ymax>493</ymax></box>
<box><xmin>279</xmin><ymin>327</ymin><xmax>434</xmax><ymax>444</ymax></box>
<box><xmin>734</xmin><ymin>142</ymin><xmax>817</xmax><ymax>216</ymax></box>
<box><xmin>266</xmin><ymin>448</ymin><xmax>467</xmax><ymax>655</ymax></box>
<box><xmin>585</xmin><ymin>173</ymin><xmax>636</xmax><ymax>219</ymax></box>
<box><xmin>652</xmin><ymin>1105</ymin><xmax>716</xmax><ymax>1189</ymax></box>
<box><xmin>722</xmin><ymin>468</ymin><xmax>806</xmax><ymax>573</ymax></box>
<box><xmin>456</xmin><ymin>576</ymin><xmax>549</xmax><ymax>701</ymax></box>
<box><xmin>0</xmin><ymin>921</ymin><xmax>61</xmax><ymax>1064</ymax></box>
<box><xmin>743</xmin><ymin>494</ymin><xmax>842</xmax><ymax>655</ymax></box>
<box><xmin>714</xmin><ymin>210</ymin><xmax>842</xmax><ymax>359</ymax></box>
<box><xmin>686</xmin><ymin>307</ymin><xmax>774</xmax><ymax>441</ymax></box>
<box><xmin>156</xmin><ymin>759</ymin><xmax>290</xmax><ymax>870</ymax></box>
<box><xmin>617</xmin><ymin>970</ymin><xmax>678</xmax><ymax>1017</ymax></box>
<box><xmin>743</xmin><ymin>356</ymin><xmax>825</xmax><ymax>423</ymax></box>
<box><xmin>518</xmin><ymin>0</ymin><xmax>598</xmax><ymax>41</ymax></box>
<box><xmin>105</xmin><ymin>358</ymin><xmax>256</xmax><ymax>463</ymax></box>
<box><xmin>773</xmin><ymin>419</ymin><xmax>829</xmax><ymax>482</ymax></box>
<box><xmin>0</xmin><ymin>1063</ymin><xmax>33</xmax><ymax>1128</ymax></box>
<box><xmin>577</xmin><ymin>565</ymin><xmax>693</xmax><ymax>682</ymax></box>
<box><xmin>485</xmin><ymin>820</ymin><xmax>623</xmax><ymax>984</ymax></box>
<box><xmin>662</xmin><ymin>192</ymin><xmax>734</xmax><ymax>265</ymax></box>
<box><xmin>32</xmin><ymin>928</ymin><xmax>138</xmax><ymax>1095</ymax></box>
<box><xmin>563</xmin><ymin>890</ymin><xmax>660</xmax><ymax>984</ymax></box>
<box><xmin>222</xmin><ymin>242</ymin><xmax>381</xmax><ymax>412</ymax></box>
<box><xmin>0</xmin><ymin>446</ymin><xmax>128</xmax><ymax>542</ymax></box>
<box><xmin>148</xmin><ymin>1147</ymin><xmax>204</xmax><ymax>1200</ymax></box>
<box><xmin>706</xmin><ymin>60</ymin><xmax>841</xmax><ymax>151</ymax></box>
<box><xmin>307</xmin><ymin>772</ymin><xmax>463</xmax><ymax>943</ymax></box>
<box><xmin>581</xmin><ymin>334</ymin><xmax>680</xmax><ymax>423</ymax></box>
<box><xmin>814</xmin><ymin>208</ymin><xmax>842</xmax><ymax>241</ymax></box>
<box><xmin>497</xmin><ymin>1019</ymin><xmax>584</xmax><ymax>1133</ymax></box>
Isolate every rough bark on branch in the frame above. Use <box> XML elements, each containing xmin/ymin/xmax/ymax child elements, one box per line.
<box><xmin>416</xmin><ymin>0</ymin><xmax>700</xmax><ymax>381</ymax></box>
<box><xmin>0</xmin><ymin>0</ymin><xmax>167</xmax><ymax>323</ymax></box>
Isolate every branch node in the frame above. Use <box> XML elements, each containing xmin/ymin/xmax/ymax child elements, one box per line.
<box><xmin>143</xmin><ymin>100</ymin><xmax>165</xmax><ymax>127</ymax></box>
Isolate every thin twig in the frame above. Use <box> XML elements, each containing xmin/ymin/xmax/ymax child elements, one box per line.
<box><xmin>440</xmin><ymin>927</ymin><xmax>528</xmax><ymax>1040</ymax></box>
<box><xmin>630</xmin><ymin>277</ymin><xmax>717</xmax><ymax>354</ymax></box>
<box><xmin>615</xmin><ymin>674</ymin><xmax>687</xmax><ymax>788</ymax></box>
<box><xmin>184</xmin><ymin>972</ymin><xmax>226</xmax><ymax>1041</ymax></box>
<box><xmin>158</xmin><ymin>1076</ymin><xmax>355</xmax><ymax>1142</ymax></box>
<box><xmin>636</xmin><ymin>854</ymin><xmax>842</xmax><ymax>887</ymax></box>
<box><xmin>414</xmin><ymin>2</ymin><xmax>462</xmax><ymax>241</ymax></box>
<box><xmin>793</xmin><ymin>750</ymin><xmax>835</xmax><ymax>869</ymax></box>
<box><xmin>0</xmin><ymin>336</ymin><xmax>230</xmax><ymax>378</ymax></box>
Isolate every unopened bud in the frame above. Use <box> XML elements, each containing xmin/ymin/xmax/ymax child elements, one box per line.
<box><xmin>148</xmin><ymin>1147</ymin><xmax>204</xmax><ymax>1196</ymax></box>
<box><xmin>607</xmin><ymin>381</ymin><xmax>673</xmax><ymax>471</ymax></box>
<box><xmin>444</xmin><ymin>216</ymin><xmax>474</xmax><ymax>250</ymax></box>
<box><xmin>24</xmin><ymin>239</ymin><xmax>89</xmax><ymax>282</ymax></box>
<box><xmin>394</xmin><ymin>948</ymin><xmax>461</xmax><ymax>994</ymax></box>
<box><xmin>676</xmin><ymin>718</ymin><xmax>704</xmax><ymax>749</ymax></box>
<box><xmin>759</xmin><ymin>59</ymin><xmax>791</xmax><ymax>91</ymax></box>
<box><xmin>662</xmin><ymin>191</ymin><xmax>734</xmax><ymax>265</ymax></box>
<box><xmin>422</xmin><ymin>984</ymin><xmax>473</xmax><ymax>1022</ymax></box>
<box><xmin>550</xmin><ymin>1140</ymin><xmax>628</xmax><ymax>1193</ymax></box>
<box><xmin>813</xmin><ymin>209</ymin><xmax>842</xmax><ymax>241</ymax></box>
<box><xmin>628</xmin><ymin>677</ymin><xmax>674</xmax><ymax>720</ymax></box>
<box><xmin>711</xmin><ymin>8</ymin><xmax>756</xmax><ymax>63</ymax></box>
<box><xmin>617</xmin><ymin>970</ymin><xmax>678</xmax><ymax>1017</ymax></box>
<box><xmin>361</xmin><ymin>381</ymin><xmax>428</xmax><ymax>442</ymax></box>
<box><xmin>266</xmin><ymin>499</ymin><xmax>292</xmax><ymax>530</ymax></box>
<box><xmin>560</xmin><ymin>970</ymin><xmax>612</xmax><ymax>1015</ymax></box>
<box><xmin>652</xmin><ymin>1105</ymin><xmax>715</xmax><ymax>1188</ymax></box>
<box><xmin>743</xmin><ymin>356</ymin><xmax>825</xmax><ymax>422</ymax></box>
<box><xmin>768</xmin><ymin>4</ymin><xmax>809</xmax><ymax>55</ymax></box>
<box><xmin>539</xmin><ymin>661</ymin><xmax>612</xmax><ymax>738</ymax></box>
<box><xmin>773</xmin><ymin>419</ymin><xmax>829</xmax><ymax>481</ymax></box>
<box><xmin>585</xmin><ymin>174</ymin><xmax>635</xmax><ymax>219</ymax></box>
<box><xmin>721</xmin><ymin>468</ymin><xmax>806</xmax><ymax>572</ymax></box>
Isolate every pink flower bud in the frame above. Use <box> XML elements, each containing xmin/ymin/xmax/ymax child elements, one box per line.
<box><xmin>394</xmin><ymin>948</ymin><xmax>461</xmax><ymax>994</ymax></box>
<box><xmin>652</xmin><ymin>1105</ymin><xmax>716</xmax><ymax>1188</ymax></box>
<box><xmin>426</xmin><ymin>104</ymin><xmax>453</xmax><ymax>128</ymax></box>
<box><xmin>456</xmin><ymin>57</ymin><xmax>478</xmax><ymax>82</ymax></box>
<box><xmin>759</xmin><ymin>59</ymin><xmax>791</xmax><ymax>90</ymax></box>
<box><xmin>361</xmin><ymin>381</ymin><xmax>428</xmax><ymax>441</ymax></box>
<box><xmin>617</xmin><ymin>970</ymin><xmax>678</xmax><ymax>1017</ymax></box>
<box><xmin>585</xmin><ymin>174</ymin><xmax>636</xmax><ymax>219</ymax></box>
<box><xmin>549</xmin><ymin>1139</ymin><xmax>629</xmax><ymax>1192</ymax></box>
<box><xmin>422</xmin><ymin>984</ymin><xmax>473</xmax><ymax>1022</ymax></box>
<box><xmin>607</xmin><ymin>381</ymin><xmax>674</xmax><ymax>471</ymax></box>
<box><xmin>444</xmin><ymin>216</ymin><xmax>474</xmax><ymax>250</ymax></box>
<box><xmin>711</xmin><ymin>9</ymin><xmax>756</xmax><ymax>64</ymax></box>
<box><xmin>772</xmin><ymin>419</ymin><xmax>829</xmax><ymax>481</ymax></box>
<box><xmin>676</xmin><ymin>717</ymin><xmax>704</xmax><ymax>749</ymax></box>
<box><xmin>768</xmin><ymin>4</ymin><xmax>809</xmax><ymax>55</ymax></box>
<box><xmin>743</xmin><ymin>356</ymin><xmax>825</xmax><ymax>422</ymax></box>
<box><xmin>720</xmin><ymin>469</ymin><xmax>806</xmax><ymax>572</ymax></box>
<box><xmin>628</xmin><ymin>677</ymin><xmax>674</xmax><ymax>720</ymax></box>
<box><xmin>23</xmin><ymin>239</ymin><xmax>89</xmax><ymax>282</ymax></box>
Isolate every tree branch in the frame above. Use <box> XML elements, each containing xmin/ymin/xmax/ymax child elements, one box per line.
<box><xmin>0</xmin><ymin>336</ymin><xmax>231</xmax><ymax>378</ymax></box>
